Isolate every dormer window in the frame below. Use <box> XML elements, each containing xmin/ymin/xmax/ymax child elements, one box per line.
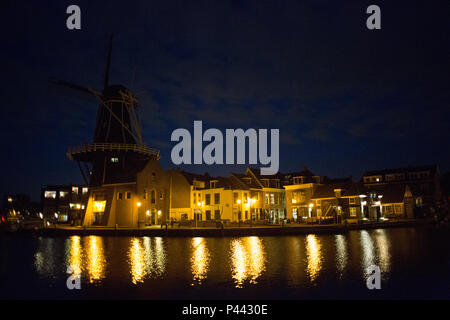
<box><xmin>210</xmin><ymin>180</ymin><xmax>218</xmax><ymax>189</ymax></box>
<box><xmin>334</xmin><ymin>189</ymin><xmax>342</xmax><ymax>198</ymax></box>
<box><xmin>293</xmin><ymin>177</ymin><xmax>303</xmax><ymax>184</ymax></box>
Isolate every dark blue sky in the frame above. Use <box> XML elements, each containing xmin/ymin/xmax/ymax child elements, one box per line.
<box><xmin>1</xmin><ymin>0</ymin><xmax>449</xmax><ymax>201</ymax></box>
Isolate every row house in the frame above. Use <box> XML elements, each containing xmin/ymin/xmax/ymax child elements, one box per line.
<box><xmin>362</xmin><ymin>164</ymin><xmax>441</xmax><ymax>218</ymax></box>
<box><xmin>42</xmin><ymin>184</ymin><xmax>89</xmax><ymax>224</ymax></box>
<box><xmin>283</xmin><ymin>167</ymin><xmax>322</xmax><ymax>222</ymax></box>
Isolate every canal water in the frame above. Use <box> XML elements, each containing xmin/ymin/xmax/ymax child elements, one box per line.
<box><xmin>1</xmin><ymin>226</ymin><xmax>449</xmax><ymax>299</ymax></box>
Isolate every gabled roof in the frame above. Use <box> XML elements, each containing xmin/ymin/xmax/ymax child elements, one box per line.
<box><xmin>370</xmin><ymin>184</ymin><xmax>407</xmax><ymax>204</ymax></box>
<box><xmin>312</xmin><ymin>180</ymin><xmax>366</xmax><ymax>199</ymax></box>
<box><xmin>178</xmin><ymin>171</ymin><xmax>210</xmax><ymax>185</ymax></box>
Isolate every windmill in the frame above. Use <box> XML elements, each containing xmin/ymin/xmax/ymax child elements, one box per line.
<box><xmin>51</xmin><ymin>35</ymin><xmax>160</xmax><ymax>187</ymax></box>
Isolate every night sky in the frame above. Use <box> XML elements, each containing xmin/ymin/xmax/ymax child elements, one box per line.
<box><xmin>2</xmin><ymin>0</ymin><xmax>449</xmax><ymax>201</ymax></box>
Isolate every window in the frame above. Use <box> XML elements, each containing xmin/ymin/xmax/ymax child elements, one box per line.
<box><xmin>72</xmin><ymin>187</ymin><xmax>78</xmax><ymax>194</ymax></box>
<box><xmin>214</xmin><ymin>193</ymin><xmax>220</xmax><ymax>204</ymax></box>
<box><xmin>292</xmin><ymin>208</ymin><xmax>298</xmax><ymax>220</ymax></box>
<box><xmin>214</xmin><ymin>210</ymin><xmax>221</xmax><ymax>220</ymax></box>
<box><xmin>298</xmin><ymin>191</ymin><xmax>305</xmax><ymax>203</ymax></box>
<box><xmin>205</xmin><ymin>210</ymin><xmax>211</xmax><ymax>220</ymax></box>
<box><xmin>117</xmin><ymin>192</ymin><xmax>123</xmax><ymax>200</ymax></box>
<box><xmin>59</xmin><ymin>191</ymin><xmax>68</xmax><ymax>198</ymax></box>
<box><xmin>316</xmin><ymin>208</ymin><xmax>322</xmax><ymax>216</ymax></box>
<box><xmin>45</xmin><ymin>191</ymin><xmax>57</xmax><ymax>199</ymax></box>
<box><xmin>274</xmin><ymin>193</ymin><xmax>279</xmax><ymax>205</ymax></box>
<box><xmin>394</xmin><ymin>205</ymin><xmax>402</xmax><ymax>213</ymax></box>
<box><xmin>350</xmin><ymin>207</ymin><xmax>357</xmax><ymax>217</ymax></box>
<box><xmin>349</xmin><ymin>197</ymin><xmax>356</xmax><ymax>204</ymax></box>
<box><xmin>210</xmin><ymin>181</ymin><xmax>217</xmax><ymax>189</ymax></box>
<box><xmin>384</xmin><ymin>205</ymin><xmax>393</xmax><ymax>214</ymax></box>
<box><xmin>245</xmin><ymin>211</ymin><xmax>248</xmax><ymax>220</ymax></box>
<box><xmin>233</xmin><ymin>192</ymin><xmax>238</xmax><ymax>203</ymax></box>
<box><xmin>159</xmin><ymin>192</ymin><xmax>163</xmax><ymax>200</ymax></box>
<box><xmin>151</xmin><ymin>172</ymin><xmax>156</xmax><ymax>181</ymax></box>
<box><xmin>205</xmin><ymin>194</ymin><xmax>211</xmax><ymax>205</ymax></box>
<box><xmin>293</xmin><ymin>177</ymin><xmax>303</xmax><ymax>184</ymax></box>
<box><xmin>111</xmin><ymin>157</ymin><xmax>119</xmax><ymax>163</ymax></box>
<box><xmin>82</xmin><ymin>187</ymin><xmax>88</xmax><ymax>195</ymax></box>
<box><xmin>151</xmin><ymin>190</ymin><xmax>156</xmax><ymax>204</ymax></box>
<box><xmin>126</xmin><ymin>192</ymin><xmax>131</xmax><ymax>200</ymax></box>
<box><xmin>143</xmin><ymin>189</ymin><xmax>147</xmax><ymax>200</ymax></box>
<box><xmin>244</xmin><ymin>193</ymin><xmax>248</xmax><ymax>203</ymax></box>
<box><xmin>270</xmin><ymin>193</ymin><xmax>275</xmax><ymax>204</ymax></box>
<box><xmin>265</xmin><ymin>193</ymin><xmax>269</xmax><ymax>204</ymax></box>
<box><xmin>193</xmin><ymin>193</ymin><xmax>197</xmax><ymax>204</ymax></box>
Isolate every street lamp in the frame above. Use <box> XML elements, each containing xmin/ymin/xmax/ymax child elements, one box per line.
<box><xmin>136</xmin><ymin>202</ymin><xmax>142</xmax><ymax>228</ymax></box>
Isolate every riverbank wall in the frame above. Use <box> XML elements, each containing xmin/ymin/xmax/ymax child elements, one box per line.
<box><xmin>3</xmin><ymin>219</ymin><xmax>437</xmax><ymax>237</ymax></box>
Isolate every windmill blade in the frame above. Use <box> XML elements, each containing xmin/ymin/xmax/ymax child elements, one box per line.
<box><xmin>49</xmin><ymin>77</ymin><xmax>102</xmax><ymax>97</ymax></box>
<box><xmin>104</xmin><ymin>34</ymin><xmax>113</xmax><ymax>90</ymax></box>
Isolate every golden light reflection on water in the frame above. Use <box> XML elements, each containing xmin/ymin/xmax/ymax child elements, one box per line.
<box><xmin>143</xmin><ymin>237</ymin><xmax>166</xmax><ymax>277</ymax></box>
<box><xmin>335</xmin><ymin>235</ymin><xmax>348</xmax><ymax>277</ymax></box>
<box><xmin>128</xmin><ymin>238</ymin><xmax>146</xmax><ymax>284</ymax></box>
<box><xmin>374</xmin><ymin>229</ymin><xmax>391</xmax><ymax>274</ymax></box>
<box><xmin>305</xmin><ymin>234</ymin><xmax>322</xmax><ymax>282</ymax></box>
<box><xmin>86</xmin><ymin>236</ymin><xmax>106</xmax><ymax>283</ymax></box>
<box><xmin>360</xmin><ymin>230</ymin><xmax>375</xmax><ymax>276</ymax></box>
<box><xmin>127</xmin><ymin>237</ymin><xmax>167</xmax><ymax>284</ymax></box>
<box><xmin>69</xmin><ymin>236</ymin><xmax>82</xmax><ymax>276</ymax></box>
<box><xmin>230</xmin><ymin>236</ymin><xmax>266</xmax><ymax>288</ymax></box>
<box><xmin>191</xmin><ymin>237</ymin><xmax>210</xmax><ymax>285</ymax></box>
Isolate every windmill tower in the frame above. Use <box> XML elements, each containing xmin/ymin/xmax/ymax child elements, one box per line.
<box><xmin>52</xmin><ymin>36</ymin><xmax>160</xmax><ymax>188</ymax></box>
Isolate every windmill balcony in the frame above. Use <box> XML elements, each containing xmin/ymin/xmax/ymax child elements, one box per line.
<box><xmin>67</xmin><ymin>142</ymin><xmax>160</xmax><ymax>160</ymax></box>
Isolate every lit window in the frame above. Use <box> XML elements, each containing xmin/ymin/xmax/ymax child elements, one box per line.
<box><xmin>214</xmin><ymin>193</ymin><xmax>220</xmax><ymax>204</ymax></box>
<box><xmin>111</xmin><ymin>157</ymin><xmax>119</xmax><ymax>163</ymax></box>
<box><xmin>45</xmin><ymin>191</ymin><xmax>57</xmax><ymax>199</ymax></box>
<box><xmin>94</xmin><ymin>201</ymin><xmax>106</xmax><ymax>212</ymax></box>
<box><xmin>350</xmin><ymin>207</ymin><xmax>357</xmax><ymax>217</ymax></box>
<box><xmin>82</xmin><ymin>187</ymin><xmax>88</xmax><ymax>195</ymax></box>
<box><xmin>59</xmin><ymin>191</ymin><xmax>68</xmax><ymax>198</ymax></box>
<box><xmin>72</xmin><ymin>187</ymin><xmax>78</xmax><ymax>194</ymax></box>
<box><xmin>7</xmin><ymin>197</ymin><xmax>13</xmax><ymax>202</ymax></box>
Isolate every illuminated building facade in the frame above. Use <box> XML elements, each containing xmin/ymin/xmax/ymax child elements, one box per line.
<box><xmin>362</xmin><ymin>164</ymin><xmax>442</xmax><ymax>218</ymax></box>
<box><xmin>41</xmin><ymin>184</ymin><xmax>89</xmax><ymax>224</ymax></box>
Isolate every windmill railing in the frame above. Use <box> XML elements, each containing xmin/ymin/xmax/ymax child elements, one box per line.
<box><xmin>67</xmin><ymin>142</ymin><xmax>160</xmax><ymax>160</ymax></box>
